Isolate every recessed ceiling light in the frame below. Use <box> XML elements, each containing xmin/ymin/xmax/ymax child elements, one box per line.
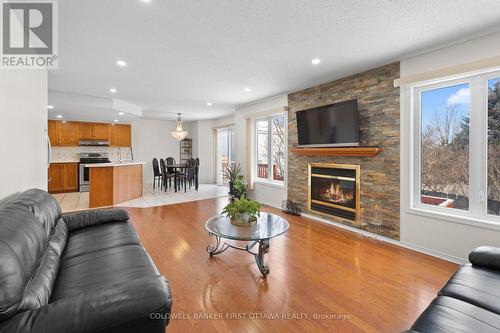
<box><xmin>140</xmin><ymin>0</ymin><xmax>152</xmax><ymax>2</ymax></box>
<box><xmin>47</xmin><ymin>105</ymin><xmax>54</xmax><ymax>109</ymax></box>
<box><xmin>56</xmin><ymin>115</ymin><xmax>63</xmax><ymax>119</ymax></box>
<box><xmin>116</xmin><ymin>60</ymin><xmax>127</xmax><ymax>67</ymax></box>
<box><xmin>114</xmin><ymin>119</ymin><xmax>119</xmax><ymax>122</ymax></box>
<box><xmin>207</xmin><ymin>102</ymin><xmax>213</xmax><ymax>106</ymax></box>
<box><xmin>118</xmin><ymin>112</ymin><xmax>124</xmax><ymax>115</ymax></box>
<box><xmin>312</xmin><ymin>58</ymin><xmax>321</xmax><ymax>65</ymax></box>
<box><xmin>109</xmin><ymin>88</ymin><xmax>117</xmax><ymax>93</ymax></box>
<box><xmin>244</xmin><ymin>87</ymin><xmax>251</xmax><ymax>92</ymax></box>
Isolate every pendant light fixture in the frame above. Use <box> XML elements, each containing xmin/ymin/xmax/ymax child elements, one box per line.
<box><xmin>171</xmin><ymin>113</ymin><xmax>188</xmax><ymax>141</ymax></box>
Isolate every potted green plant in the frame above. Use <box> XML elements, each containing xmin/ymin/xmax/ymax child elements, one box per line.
<box><xmin>232</xmin><ymin>178</ymin><xmax>248</xmax><ymax>199</ymax></box>
<box><xmin>221</xmin><ymin>196</ymin><xmax>261</xmax><ymax>226</ymax></box>
<box><xmin>222</xmin><ymin>163</ymin><xmax>243</xmax><ymax>195</ymax></box>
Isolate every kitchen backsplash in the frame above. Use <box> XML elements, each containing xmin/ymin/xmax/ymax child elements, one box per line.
<box><xmin>51</xmin><ymin>147</ymin><xmax>133</xmax><ymax>162</ymax></box>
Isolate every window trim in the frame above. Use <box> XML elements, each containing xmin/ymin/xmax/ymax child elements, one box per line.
<box><xmin>253</xmin><ymin>113</ymin><xmax>287</xmax><ymax>187</ymax></box>
<box><xmin>409</xmin><ymin>69</ymin><xmax>500</xmax><ymax>227</ymax></box>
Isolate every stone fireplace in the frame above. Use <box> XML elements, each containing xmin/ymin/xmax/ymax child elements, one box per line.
<box><xmin>287</xmin><ymin>62</ymin><xmax>400</xmax><ymax>239</ymax></box>
<box><xmin>308</xmin><ymin>163</ymin><xmax>360</xmax><ymax>222</ymax></box>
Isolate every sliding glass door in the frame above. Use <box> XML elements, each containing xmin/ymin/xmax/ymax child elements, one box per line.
<box><xmin>216</xmin><ymin>127</ymin><xmax>235</xmax><ymax>185</ymax></box>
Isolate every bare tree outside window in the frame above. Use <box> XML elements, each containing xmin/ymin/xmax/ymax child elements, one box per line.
<box><xmin>488</xmin><ymin>79</ymin><xmax>500</xmax><ymax>215</ymax></box>
<box><xmin>272</xmin><ymin>115</ymin><xmax>286</xmax><ymax>181</ymax></box>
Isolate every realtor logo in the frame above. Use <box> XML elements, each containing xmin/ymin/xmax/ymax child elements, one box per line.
<box><xmin>1</xmin><ymin>0</ymin><xmax>58</xmax><ymax>68</ymax></box>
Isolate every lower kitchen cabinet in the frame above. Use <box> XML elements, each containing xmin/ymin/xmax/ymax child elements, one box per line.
<box><xmin>48</xmin><ymin>163</ymin><xmax>79</xmax><ymax>193</ymax></box>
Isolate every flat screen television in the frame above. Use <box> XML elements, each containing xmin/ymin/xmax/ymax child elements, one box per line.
<box><xmin>296</xmin><ymin>99</ymin><xmax>359</xmax><ymax>147</ymax></box>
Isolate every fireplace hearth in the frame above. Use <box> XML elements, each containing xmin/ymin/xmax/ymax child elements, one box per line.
<box><xmin>308</xmin><ymin>163</ymin><xmax>360</xmax><ymax>222</ymax></box>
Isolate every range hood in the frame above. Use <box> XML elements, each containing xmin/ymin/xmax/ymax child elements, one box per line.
<box><xmin>79</xmin><ymin>140</ymin><xmax>110</xmax><ymax>147</ymax></box>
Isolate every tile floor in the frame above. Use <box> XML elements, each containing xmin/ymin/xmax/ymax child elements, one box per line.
<box><xmin>53</xmin><ymin>184</ymin><xmax>229</xmax><ymax>213</ymax></box>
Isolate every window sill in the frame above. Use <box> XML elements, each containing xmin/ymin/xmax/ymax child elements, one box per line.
<box><xmin>253</xmin><ymin>180</ymin><xmax>286</xmax><ymax>190</ymax></box>
<box><xmin>406</xmin><ymin>207</ymin><xmax>500</xmax><ymax>232</ymax></box>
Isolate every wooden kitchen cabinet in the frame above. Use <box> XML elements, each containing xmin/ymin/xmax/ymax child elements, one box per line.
<box><xmin>110</xmin><ymin>124</ymin><xmax>131</xmax><ymax>147</ymax></box>
<box><xmin>48</xmin><ymin>162</ymin><xmax>79</xmax><ymax>193</ymax></box>
<box><xmin>48</xmin><ymin>120</ymin><xmax>59</xmax><ymax>146</ymax></box>
<box><xmin>78</xmin><ymin>122</ymin><xmax>94</xmax><ymax>140</ymax></box>
<box><xmin>58</xmin><ymin>121</ymin><xmax>79</xmax><ymax>146</ymax></box>
<box><xmin>48</xmin><ymin>163</ymin><xmax>63</xmax><ymax>192</ymax></box>
<box><xmin>61</xmin><ymin>163</ymin><xmax>78</xmax><ymax>191</ymax></box>
<box><xmin>93</xmin><ymin>123</ymin><xmax>110</xmax><ymax>140</ymax></box>
<box><xmin>49</xmin><ymin>120</ymin><xmax>128</xmax><ymax>147</ymax></box>
<box><xmin>78</xmin><ymin>122</ymin><xmax>110</xmax><ymax>141</ymax></box>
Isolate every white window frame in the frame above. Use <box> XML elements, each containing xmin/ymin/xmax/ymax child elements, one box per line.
<box><xmin>409</xmin><ymin>69</ymin><xmax>500</xmax><ymax>228</ymax></box>
<box><xmin>254</xmin><ymin>113</ymin><xmax>287</xmax><ymax>187</ymax></box>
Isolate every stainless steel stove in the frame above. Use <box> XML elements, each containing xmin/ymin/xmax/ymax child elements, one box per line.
<box><xmin>79</xmin><ymin>153</ymin><xmax>110</xmax><ymax>192</ymax></box>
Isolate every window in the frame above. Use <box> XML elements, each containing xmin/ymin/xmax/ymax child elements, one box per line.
<box><xmin>412</xmin><ymin>70</ymin><xmax>500</xmax><ymax>224</ymax></box>
<box><xmin>255</xmin><ymin>114</ymin><xmax>286</xmax><ymax>184</ymax></box>
<box><xmin>420</xmin><ymin>83</ymin><xmax>470</xmax><ymax>211</ymax></box>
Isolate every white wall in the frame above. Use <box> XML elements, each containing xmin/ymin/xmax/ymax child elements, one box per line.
<box><xmin>400</xmin><ymin>30</ymin><xmax>500</xmax><ymax>261</ymax></box>
<box><xmin>0</xmin><ymin>70</ymin><xmax>48</xmax><ymax>199</ymax></box>
<box><xmin>131</xmin><ymin>119</ymin><xmax>186</xmax><ymax>183</ymax></box>
<box><xmin>235</xmin><ymin>94</ymin><xmax>288</xmax><ymax>207</ymax></box>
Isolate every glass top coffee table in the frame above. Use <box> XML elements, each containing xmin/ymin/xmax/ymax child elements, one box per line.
<box><xmin>205</xmin><ymin>212</ymin><xmax>289</xmax><ymax>277</ymax></box>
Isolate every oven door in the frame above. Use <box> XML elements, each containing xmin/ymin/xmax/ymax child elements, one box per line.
<box><xmin>79</xmin><ymin>164</ymin><xmax>90</xmax><ymax>192</ymax></box>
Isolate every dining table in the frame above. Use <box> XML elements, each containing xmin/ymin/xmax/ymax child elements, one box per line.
<box><xmin>165</xmin><ymin>163</ymin><xmax>199</xmax><ymax>192</ymax></box>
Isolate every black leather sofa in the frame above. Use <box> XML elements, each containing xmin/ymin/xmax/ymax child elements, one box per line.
<box><xmin>404</xmin><ymin>246</ymin><xmax>500</xmax><ymax>333</ymax></box>
<box><xmin>0</xmin><ymin>189</ymin><xmax>172</xmax><ymax>333</ymax></box>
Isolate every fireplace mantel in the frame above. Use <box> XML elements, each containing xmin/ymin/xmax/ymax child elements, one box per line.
<box><xmin>291</xmin><ymin>146</ymin><xmax>383</xmax><ymax>157</ymax></box>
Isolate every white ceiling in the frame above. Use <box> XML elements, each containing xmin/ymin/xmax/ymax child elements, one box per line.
<box><xmin>49</xmin><ymin>0</ymin><xmax>500</xmax><ymax>122</ymax></box>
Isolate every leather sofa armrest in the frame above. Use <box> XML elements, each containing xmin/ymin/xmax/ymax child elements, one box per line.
<box><xmin>469</xmin><ymin>246</ymin><xmax>500</xmax><ymax>271</ymax></box>
<box><xmin>0</xmin><ymin>276</ymin><xmax>172</xmax><ymax>333</ymax></box>
<box><xmin>62</xmin><ymin>208</ymin><xmax>130</xmax><ymax>232</ymax></box>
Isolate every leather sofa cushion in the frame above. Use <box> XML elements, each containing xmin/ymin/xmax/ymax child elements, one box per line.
<box><xmin>7</xmin><ymin>189</ymin><xmax>61</xmax><ymax>239</ymax></box>
<box><xmin>438</xmin><ymin>264</ymin><xmax>500</xmax><ymax>315</ymax></box>
<box><xmin>0</xmin><ymin>276</ymin><xmax>171</xmax><ymax>333</ymax></box>
<box><xmin>0</xmin><ymin>206</ymin><xmax>47</xmax><ymax>321</ymax></box>
<box><xmin>62</xmin><ymin>208</ymin><xmax>130</xmax><ymax>232</ymax></box>
<box><xmin>62</xmin><ymin>222</ymin><xmax>140</xmax><ymax>260</ymax></box>
<box><xmin>51</xmin><ymin>244</ymin><xmax>160</xmax><ymax>301</ymax></box>
<box><xmin>469</xmin><ymin>246</ymin><xmax>500</xmax><ymax>271</ymax></box>
<box><xmin>409</xmin><ymin>296</ymin><xmax>500</xmax><ymax>333</ymax></box>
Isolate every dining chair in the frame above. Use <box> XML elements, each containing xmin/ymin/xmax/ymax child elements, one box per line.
<box><xmin>194</xmin><ymin>158</ymin><xmax>200</xmax><ymax>190</ymax></box>
<box><xmin>181</xmin><ymin>159</ymin><xmax>198</xmax><ymax>192</ymax></box>
<box><xmin>152</xmin><ymin>158</ymin><xmax>162</xmax><ymax>190</ymax></box>
<box><xmin>165</xmin><ymin>157</ymin><xmax>177</xmax><ymax>190</ymax></box>
<box><xmin>159</xmin><ymin>158</ymin><xmax>166</xmax><ymax>190</ymax></box>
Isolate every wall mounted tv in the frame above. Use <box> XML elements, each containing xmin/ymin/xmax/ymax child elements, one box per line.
<box><xmin>296</xmin><ymin>99</ymin><xmax>359</xmax><ymax>147</ymax></box>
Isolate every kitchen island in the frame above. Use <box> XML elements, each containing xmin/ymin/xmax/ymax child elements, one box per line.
<box><xmin>87</xmin><ymin>161</ymin><xmax>145</xmax><ymax>208</ymax></box>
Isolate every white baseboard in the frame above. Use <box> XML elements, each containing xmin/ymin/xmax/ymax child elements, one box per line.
<box><xmin>260</xmin><ymin>200</ymin><xmax>465</xmax><ymax>265</ymax></box>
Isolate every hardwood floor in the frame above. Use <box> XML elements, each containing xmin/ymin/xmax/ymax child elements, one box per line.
<box><xmin>125</xmin><ymin>197</ymin><xmax>458</xmax><ymax>333</ymax></box>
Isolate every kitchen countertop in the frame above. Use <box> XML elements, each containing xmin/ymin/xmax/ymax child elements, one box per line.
<box><xmin>84</xmin><ymin>161</ymin><xmax>146</xmax><ymax>168</ymax></box>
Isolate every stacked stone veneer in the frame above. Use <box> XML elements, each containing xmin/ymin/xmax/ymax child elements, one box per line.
<box><xmin>287</xmin><ymin>62</ymin><xmax>400</xmax><ymax>239</ymax></box>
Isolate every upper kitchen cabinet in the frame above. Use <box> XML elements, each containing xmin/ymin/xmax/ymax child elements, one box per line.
<box><xmin>110</xmin><ymin>124</ymin><xmax>131</xmax><ymax>147</ymax></box>
<box><xmin>49</xmin><ymin>120</ymin><xmax>128</xmax><ymax>147</ymax></box>
<box><xmin>78</xmin><ymin>122</ymin><xmax>94</xmax><ymax>140</ymax></box>
<box><xmin>58</xmin><ymin>121</ymin><xmax>79</xmax><ymax>146</ymax></box>
<box><xmin>94</xmin><ymin>123</ymin><xmax>110</xmax><ymax>140</ymax></box>
<box><xmin>78</xmin><ymin>122</ymin><xmax>110</xmax><ymax>141</ymax></box>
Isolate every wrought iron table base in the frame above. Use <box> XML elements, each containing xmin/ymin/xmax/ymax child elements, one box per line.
<box><xmin>206</xmin><ymin>233</ymin><xmax>270</xmax><ymax>277</ymax></box>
